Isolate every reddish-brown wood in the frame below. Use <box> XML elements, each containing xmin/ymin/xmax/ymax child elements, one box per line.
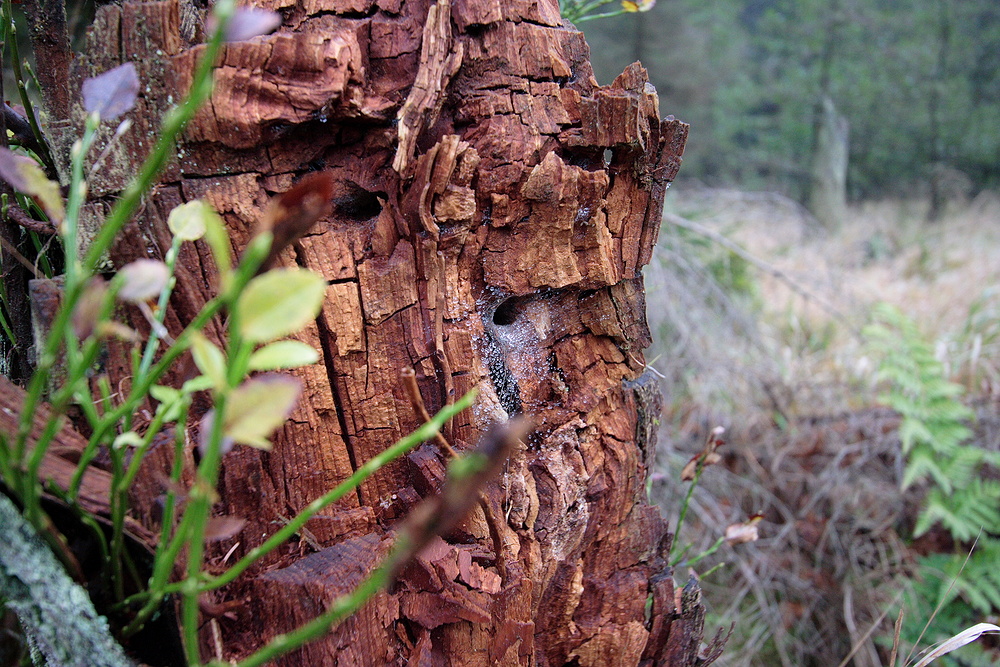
<box><xmin>24</xmin><ymin>0</ymin><xmax>707</xmax><ymax>663</ymax></box>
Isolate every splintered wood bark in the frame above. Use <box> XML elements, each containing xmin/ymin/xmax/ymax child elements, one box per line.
<box><xmin>0</xmin><ymin>375</ymin><xmax>115</xmax><ymax>519</ymax></box>
<box><xmin>36</xmin><ymin>0</ymin><xmax>702</xmax><ymax>663</ymax></box>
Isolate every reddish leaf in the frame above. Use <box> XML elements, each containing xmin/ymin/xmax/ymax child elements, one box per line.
<box><xmin>72</xmin><ymin>277</ymin><xmax>108</xmax><ymax>339</ymax></box>
<box><xmin>680</xmin><ymin>426</ymin><xmax>726</xmax><ymax>481</ymax></box>
<box><xmin>681</xmin><ymin>451</ymin><xmax>721</xmax><ymax>481</ymax></box>
<box><xmin>0</xmin><ymin>147</ymin><xmax>65</xmax><ymax>223</ymax></box>
<box><xmin>82</xmin><ymin>63</ymin><xmax>140</xmax><ymax>120</ymax></box>
<box><xmin>0</xmin><ymin>148</ymin><xmax>31</xmax><ymax>191</ymax></box>
<box><xmin>256</xmin><ymin>171</ymin><xmax>335</xmax><ymax>272</ymax></box>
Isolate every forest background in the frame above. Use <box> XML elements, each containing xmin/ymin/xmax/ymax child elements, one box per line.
<box><xmin>580</xmin><ymin>1</ymin><xmax>1000</xmax><ymax>665</ymax></box>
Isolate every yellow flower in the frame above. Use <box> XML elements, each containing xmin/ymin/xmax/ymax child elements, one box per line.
<box><xmin>621</xmin><ymin>0</ymin><xmax>655</xmax><ymax>12</ymax></box>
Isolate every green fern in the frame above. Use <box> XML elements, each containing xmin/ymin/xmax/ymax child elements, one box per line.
<box><xmin>867</xmin><ymin>303</ymin><xmax>1000</xmax><ymax>663</ymax></box>
<box><xmin>866</xmin><ymin>304</ymin><xmax>1000</xmax><ymax>539</ymax></box>
<box><xmin>917</xmin><ymin>542</ymin><xmax>1000</xmax><ymax>614</ymax></box>
<box><xmin>915</xmin><ymin>481</ymin><xmax>1000</xmax><ymax>541</ymax></box>
<box><xmin>898</xmin><ymin>545</ymin><xmax>1000</xmax><ymax>667</ymax></box>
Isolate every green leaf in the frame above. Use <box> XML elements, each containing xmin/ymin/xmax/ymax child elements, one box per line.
<box><xmin>0</xmin><ymin>147</ymin><xmax>65</xmax><ymax>222</ymax></box>
<box><xmin>149</xmin><ymin>384</ymin><xmax>181</xmax><ymax>405</ymax></box>
<box><xmin>182</xmin><ymin>375</ymin><xmax>215</xmax><ymax>393</ymax></box>
<box><xmin>236</xmin><ymin>269</ymin><xmax>325</xmax><ymax>343</ymax></box>
<box><xmin>898</xmin><ymin>418</ymin><xmax>934</xmax><ymax>453</ymax></box>
<box><xmin>248</xmin><ymin>340</ymin><xmax>319</xmax><ymax>371</ymax></box>
<box><xmin>202</xmin><ymin>205</ymin><xmax>233</xmax><ymax>281</ymax></box>
<box><xmin>167</xmin><ymin>200</ymin><xmax>218</xmax><ymax>241</ymax></box>
<box><xmin>150</xmin><ymin>384</ymin><xmax>187</xmax><ymax>422</ymax></box>
<box><xmin>223</xmin><ymin>374</ymin><xmax>302</xmax><ymax>449</ymax></box>
<box><xmin>189</xmin><ymin>331</ymin><xmax>227</xmax><ymax>391</ymax></box>
<box><xmin>902</xmin><ymin>449</ymin><xmax>950</xmax><ymax>493</ymax></box>
<box><xmin>113</xmin><ymin>431</ymin><xmax>143</xmax><ymax>449</ymax></box>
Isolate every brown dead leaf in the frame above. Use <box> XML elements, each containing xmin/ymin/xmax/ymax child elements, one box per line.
<box><xmin>725</xmin><ymin>515</ymin><xmax>763</xmax><ymax>546</ymax></box>
<box><xmin>681</xmin><ymin>426</ymin><xmax>726</xmax><ymax>481</ymax></box>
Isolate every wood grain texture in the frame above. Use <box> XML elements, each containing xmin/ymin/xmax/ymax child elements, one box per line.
<box><xmin>0</xmin><ymin>376</ymin><xmax>111</xmax><ymax>519</ymax></box>
<box><xmin>39</xmin><ymin>0</ymin><xmax>705</xmax><ymax>663</ymax></box>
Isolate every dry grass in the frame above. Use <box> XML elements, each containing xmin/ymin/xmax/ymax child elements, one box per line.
<box><xmin>646</xmin><ymin>186</ymin><xmax>1000</xmax><ymax>666</ymax></box>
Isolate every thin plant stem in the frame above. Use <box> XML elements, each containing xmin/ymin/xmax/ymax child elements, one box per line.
<box><xmin>117</xmin><ymin>392</ymin><xmax>476</xmax><ymax>623</ymax></box>
<box><xmin>1</xmin><ymin>0</ymin><xmax>56</xmax><ymax>176</ymax></box>
<box><xmin>200</xmin><ymin>390</ymin><xmax>476</xmax><ymax>592</ymax></box>
<box><xmin>685</xmin><ymin>535</ymin><xmax>725</xmax><ymax>567</ymax></box>
<box><xmin>182</xmin><ymin>390</ymin><xmax>230</xmax><ymax>666</ymax></box>
<box><xmin>120</xmin><ymin>401</ymin><xmax>190</xmax><ymax>637</ymax></box>
<box><xmin>179</xmin><ymin>221</ymin><xmax>253</xmax><ymax>663</ymax></box>
<box><xmin>575</xmin><ymin>9</ymin><xmax>628</xmax><ymax>21</ymax></box>
<box><xmin>0</xmin><ymin>433</ymin><xmax>13</xmax><ymax>490</ymax></box>
<box><xmin>562</xmin><ymin>0</ymin><xmax>611</xmax><ymax>18</ymax></box>
<box><xmin>218</xmin><ymin>540</ymin><xmax>405</xmax><ymax>667</ymax></box>
<box><xmin>669</xmin><ymin>459</ymin><xmax>706</xmax><ymax>564</ymax></box>
<box><xmin>63</xmin><ymin>115</ymin><xmax>101</xmax><ymax>288</ymax></box>
<box><xmin>137</xmin><ymin>235</ymin><xmax>183</xmax><ymax>378</ymax></box>
<box><xmin>108</xmin><ymin>394</ymin><xmax>180</xmax><ymax>601</ymax></box>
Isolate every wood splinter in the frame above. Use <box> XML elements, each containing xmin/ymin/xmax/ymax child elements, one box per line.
<box><xmin>400</xmin><ymin>367</ymin><xmax>458</xmax><ymax>459</ymax></box>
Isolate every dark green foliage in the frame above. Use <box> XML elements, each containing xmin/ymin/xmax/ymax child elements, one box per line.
<box><xmin>866</xmin><ymin>304</ymin><xmax>1000</xmax><ymax>539</ymax></box>
<box><xmin>580</xmin><ymin>0</ymin><xmax>1000</xmax><ymax>199</ymax></box>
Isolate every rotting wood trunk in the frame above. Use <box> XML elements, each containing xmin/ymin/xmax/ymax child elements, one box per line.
<box><xmin>24</xmin><ymin>0</ymin><xmax>706</xmax><ymax>663</ymax></box>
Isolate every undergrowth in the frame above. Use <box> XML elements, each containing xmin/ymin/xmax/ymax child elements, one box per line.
<box><xmin>867</xmin><ymin>304</ymin><xmax>1000</xmax><ymax>666</ymax></box>
<box><xmin>649</xmin><ymin>187</ymin><xmax>1000</xmax><ymax>666</ymax></box>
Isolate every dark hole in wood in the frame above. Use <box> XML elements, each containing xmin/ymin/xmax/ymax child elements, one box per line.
<box><xmin>333</xmin><ymin>181</ymin><xmax>384</xmax><ymax>221</ymax></box>
<box><xmin>493</xmin><ymin>298</ymin><xmax>519</xmax><ymax>326</ymax></box>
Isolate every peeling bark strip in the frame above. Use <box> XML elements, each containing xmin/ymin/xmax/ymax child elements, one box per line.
<box><xmin>51</xmin><ymin>0</ymin><xmax>698</xmax><ymax>663</ymax></box>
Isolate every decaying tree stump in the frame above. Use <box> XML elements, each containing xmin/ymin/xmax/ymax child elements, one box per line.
<box><xmin>24</xmin><ymin>0</ymin><xmax>706</xmax><ymax>663</ymax></box>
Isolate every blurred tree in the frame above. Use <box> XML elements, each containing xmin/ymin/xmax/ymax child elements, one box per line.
<box><xmin>580</xmin><ymin>0</ymin><xmax>1000</xmax><ymax>201</ymax></box>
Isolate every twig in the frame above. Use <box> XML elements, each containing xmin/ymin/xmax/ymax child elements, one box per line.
<box><xmin>890</xmin><ymin>606</ymin><xmax>904</xmax><ymax>667</ymax></box>
<box><xmin>664</xmin><ymin>212</ymin><xmax>861</xmax><ymax>337</ymax></box>
<box><xmin>5</xmin><ymin>202</ymin><xmax>56</xmax><ymax>235</ymax></box>
<box><xmin>0</xmin><ymin>235</ymin><xmax>42</xmax><ymax>278</ymax></box>
<box><xmin>834</xmin><ymin>590</ymin><xmax>901</xmax><ymax>667</ymax></box>
<box><xmin>401</xmin><ymin>367</ymin><xmax>457</xmax><ymax>458</ymax></box>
